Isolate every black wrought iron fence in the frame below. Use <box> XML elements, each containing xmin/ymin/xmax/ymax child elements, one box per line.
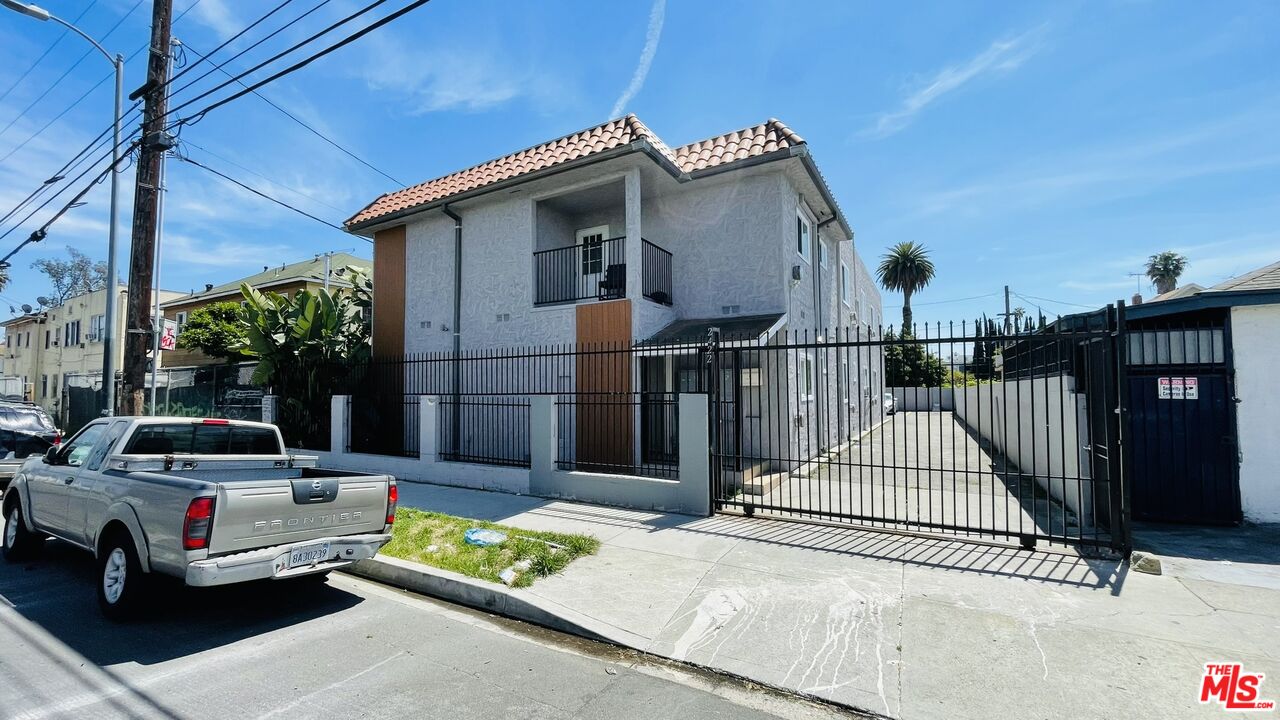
<box><xmin>556</xmin><ymin>392</ymin><xmax>679</xmax><ymax>479</ymax></box>
<box><xmin>439</xmin><ymin>395</ymin><xmax>530</xmax><ymax>466</ymax></box>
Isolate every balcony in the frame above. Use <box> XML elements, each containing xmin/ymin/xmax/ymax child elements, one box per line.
<box><xmin>533</xmin><ymin>236</ymin><xmax>673</xmax><ymax>307</ymax></box>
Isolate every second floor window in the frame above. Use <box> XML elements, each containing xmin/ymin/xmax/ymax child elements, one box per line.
<box><xmin>796</xmin><ymin>213</ymin><xmax>811</xmax><ymax>259</ymax></box>
<box><xmin>90</xmin><ymin>314</ymin><xmax>105</xmax><ymax>341</ymax></box>
<box><xmin>841</xmin><ymin>263</ymin><xmax>851</xmax><ymax>304</ymax></box>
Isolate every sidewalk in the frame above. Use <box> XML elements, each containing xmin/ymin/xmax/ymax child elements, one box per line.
<box><xmin>394</xmin><ymin>482</ymin><xmax>1280</xmax><ymax>720</ymax></box>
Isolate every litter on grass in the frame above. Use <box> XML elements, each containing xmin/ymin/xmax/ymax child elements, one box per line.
<box><xmin>464</xmin><ymin>528</ymin><xmax>507</xmax><ymax>547</ymax></box>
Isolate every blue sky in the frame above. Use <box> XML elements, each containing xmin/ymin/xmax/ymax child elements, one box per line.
<box><xmin>0</xmin><ymin>0</ymin><xmax>1277</xmax><ymax>330</ymax></box>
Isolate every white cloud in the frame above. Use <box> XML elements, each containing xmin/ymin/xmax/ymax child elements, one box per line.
<box><xmin>161</xmin><ymin>232</ymin><xmax>292</xmax><ymax>269</ymax></box>
<box><xmin>864</xmin><ymin>27</ymin><xmax>1043</xmax><ymax>139</ymax></box>
<box><xmin>189</xmin><ymin>0</ymin><xmax>240</xmax><ymax>40</ymax></box>
<box><xmin>610</xmin><ymin>0</ymin><xmax>667</xmax><ymax>118</ymax></box>
<box><xmin>360</xmin><ymin>38</ymin><xmax>531</xmax><ymax>114</ymax></box>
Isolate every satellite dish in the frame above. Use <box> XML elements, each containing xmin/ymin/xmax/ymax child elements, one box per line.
<box><xmin>36</xmin><ymin>296</ymin><xmax>50</xmax><ymax>307</ymax></box>
<box><xmin>21</xmin><ymin>304</ymin><xmax>32</xmax><ymax>314</ymax></box>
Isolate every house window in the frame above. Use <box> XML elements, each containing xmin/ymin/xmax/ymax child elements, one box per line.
<box><xmin>45</xmin><ymin>330</ymin><xmax>50</xmax><ymax>349</ymax></box>
<box><xmin>796</xmin><ymin>213</ymin><xmax>811</xmax><ymax>260</ymax></box>
<box><xmin>840</xmin><ymin>262</ymin><xmax>851</xmax><ymax>305</ymax></box>
<box><xmin>40</xmin><ymin>375</ymin><xmax>47</xmax><ymax>399</ymax></box>
<box><xmin>580</xmin><ymin>238</ymin><xmax>603</xmax><ymax>276</ymax></box>
<box><xmin>90</xmin><ymin>314</ymin><xmax>105</xmax><ymax>341</ymax></box>
<box><xmin>801</xmin><ymin>353</ymin><xmax>814</xmax><ymax>402</ymax></box>
<box><xmin>819</xmin><ymin>240</ymin><xmax>828</xmax><ymax>268</ymax></box>
<box><xmin>175</xmin><ymin>311</ymin><xmax>188</xmax><ymax>334</ymax></box>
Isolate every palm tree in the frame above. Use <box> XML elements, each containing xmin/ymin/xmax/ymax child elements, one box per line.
<box><xmin>1146</xmin><ymin>251</ymin><xmax>1188</xmax><ymax>295</ymax></box>
<box><xmin>877</xmin><ymin>241</ymin><xmax>935</xmax><ymax>333</ymax></box>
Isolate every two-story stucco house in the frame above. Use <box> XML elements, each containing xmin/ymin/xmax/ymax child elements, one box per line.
<box><xmin>344</xmin><ymin>115</ymin><xmax>883</xmax><ymax>476</ymax></box>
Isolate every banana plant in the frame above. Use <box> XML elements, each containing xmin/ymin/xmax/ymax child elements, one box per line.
<box><xmin>236</xmin><ymin>266</ymin><xmax>372</xmax><ymax>448</ymax></box>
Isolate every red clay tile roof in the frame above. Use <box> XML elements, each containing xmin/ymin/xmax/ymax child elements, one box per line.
<box><xmin>672</xmin><ymin>119</ymin><xmax>803</xmax><ymax>172</ymax></box>
<box><xmin>346</xmin><ymin>116</ymin><xmax>805</xmax><ymax>229</ymax></box>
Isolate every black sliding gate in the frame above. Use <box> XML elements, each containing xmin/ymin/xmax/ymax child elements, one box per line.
<box><xmin>707</xmin><ymin>306</ymin><xmax>1133</xmax><ymax>555</ymax></box>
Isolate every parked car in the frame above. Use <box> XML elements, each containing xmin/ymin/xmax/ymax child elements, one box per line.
<box><xmin>882</xmin><ymin>392</ymin><xmax>898</xmax><ymax>416</ymax></box>
<box><xmin>1</xmin><ymin>417</ymin><xmax>395</xmax><ymax>619</ymax></box>
<box><xmin>0</xmin><ymin>401</ymin><xmax>61</xmax><ymax>492</ymax></box>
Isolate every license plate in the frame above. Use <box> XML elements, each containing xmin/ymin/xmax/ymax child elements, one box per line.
<box><xmin>287</xmin><ymin>542</ymin><xmax>331</xmax><ymax>569</ymax></box>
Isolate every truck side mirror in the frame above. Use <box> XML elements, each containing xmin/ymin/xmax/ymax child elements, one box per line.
<box><xmin>43</xmin><ymin>447</ymin><xmax>59</xmax><ymax>465</ymax></box>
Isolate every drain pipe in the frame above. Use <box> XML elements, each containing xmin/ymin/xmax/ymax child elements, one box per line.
<box><xmin>442</xmin><ymin>205</ymin><xmax>462</xmax><ymax>455</ymax></box>
<box><xmin>815</xmin><ymin>214</ymin><xmax>838</xmax><ymax>451</ymax></box>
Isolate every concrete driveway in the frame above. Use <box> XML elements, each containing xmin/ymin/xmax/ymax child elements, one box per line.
<box><xmin>760</xmin><ymin>411</ymin><xmax>1090</xmax><ymax>543</ymax></box>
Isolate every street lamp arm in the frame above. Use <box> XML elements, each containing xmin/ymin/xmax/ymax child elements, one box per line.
<box><xmin>0</xmin><ymin>1</ymin><xmax>113</xmax><ymax>64</ymax></box>
<box><xmin>47</xmin><ymin>13</ymin><xmax>115</xmax><ymax>65</ymax></box>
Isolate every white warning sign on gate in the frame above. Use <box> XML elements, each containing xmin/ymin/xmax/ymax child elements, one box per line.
<box><xmin>1158</xmin><ymin>376</ymin><xmax>1199</xmax><ymax>400</ymax></box>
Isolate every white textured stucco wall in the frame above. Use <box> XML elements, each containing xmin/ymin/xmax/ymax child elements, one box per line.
<box><xmin>1230</xmin><ymin>304</ymin><xmax>1280</xmax><ymax>523</ymax></box>
<box><xmin>953</xmin><ymin>377</ymin><xmax>1095</xmax><ymax>527</ymax></box>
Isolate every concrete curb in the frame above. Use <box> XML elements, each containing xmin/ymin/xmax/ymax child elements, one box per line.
<box><xmin>342</xmin><ymin>555</ymin><xmax>651</xmax><ymax>649</ymax></box>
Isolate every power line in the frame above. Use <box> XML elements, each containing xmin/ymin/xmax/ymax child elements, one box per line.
<box><xmin>163</xmin><ymin>0</ymin><xmax>339</xmax><ymax>115</ymax></box>
<box><xmin>0</xmin><ymin>136</ymin><xmax>142</xmax><ymax>265</ymax></box>
<box><xmin>0</xmin><ymin>0</ymin><xmax>206</xmax><ymax>168</ymax></box>
<box><xmin>171</xmin><ymin>153</ymin><xmax>347</xmax><ymax>231</ymax></box>
<box><xmin>0</xmin><ymin>0</ymin><xmax>145</xmax><ymax>140</ymax></box>
<box><xmin>181</xmin><ymin>40</ymin><xmax>405</xmax><ymax>187</ymax></box>
<box><xmin>178</xmin><ymin>138</ymin><xmax>349</xmax><ymax>214</ymax></box>
<box><xmin>882</xmin><ymin>291</ymin><xmax>1000</xmax><ymax>309</ymax></box>
<box><xmin>1013</xmin><ymin>291</ymin><xmax>1096</xmax><ymax>310</ymax></box>
<box><xmin>2</xmin><ymin>0</ymin><xmax>430</xmax><ymax>261</ymax></box>
<box><xmin>166</xmin><ymin>0</ymin><xmax>391</xmax><ymax>124</ymax></box>
<box><xmin>0</xmin><ymin>103</ymin><xmax>142</xmax><ymax>231</ymax></box>
<box><xmin>0</xmin><ymin>0</ymin><xmax>102</xmax><ymax>105</ymax></box>
<box><xmin>164</xmin><ymin>0</ymin><xmax>301</xmax><ymax>91</ymax></box>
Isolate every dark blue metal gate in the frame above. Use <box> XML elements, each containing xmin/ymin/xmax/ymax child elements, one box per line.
<box><xmin>1125</xmin><ymin>314</ymin><xmax>1239</xmax><ymax>524</ymax></box>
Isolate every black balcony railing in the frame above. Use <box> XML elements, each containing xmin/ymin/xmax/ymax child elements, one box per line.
<box><xmin>533</xmin><ymin>236</ymin><xmax>626</xmax><ymax>305</ymax></box>
<box><xmin>641</xmin><ymin>239</ymin><xmax>673</xmax><ymax>305</ymax></box>
<box><xmin>533</xmin><ymin>236</ymin><xmax>675</xmax><ymax>307</ymax></box>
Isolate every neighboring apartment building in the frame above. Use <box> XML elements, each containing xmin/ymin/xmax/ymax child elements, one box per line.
<box><xmin>159</xmin><ymin>252</ymin><xmax>372</xmax><ymax>367</ymax></box>
<box><xmin>345</xmin><ymin>115</ymin><xmax>884</xmax><ymax>474</ymax></box>
<box><xmin>0</xmin><ymin>284</ymin><xmax>184</xmax><ymax>415</ymax></box>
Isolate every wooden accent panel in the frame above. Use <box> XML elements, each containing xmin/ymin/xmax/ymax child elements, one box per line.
<box><xmin>575</xmin><ymin>300</ymin><xmax>633</xmax><ymax>471</ymax></box>
<box><xmin>372</xmin><ymin>226</ymin><xmax>407</xmax><ymax>358</ymax></box>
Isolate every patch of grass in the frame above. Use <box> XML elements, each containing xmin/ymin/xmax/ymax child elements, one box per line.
<box><xmin>380</xmin><ymin>507</ymin><xmax>601</xmax><ymax>588</ymax></box>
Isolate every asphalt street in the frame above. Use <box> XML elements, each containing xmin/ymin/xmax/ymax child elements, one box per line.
<box><xmin>0</xmin><ymin>538</ymin><xmax>855</xmax><ymax>720</ymax></box>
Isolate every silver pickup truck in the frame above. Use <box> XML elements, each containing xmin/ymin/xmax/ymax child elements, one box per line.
<box><xmin>1</xmin><ymin>417</ymin><xmax>396</xmax><ymax>619</ymax></box>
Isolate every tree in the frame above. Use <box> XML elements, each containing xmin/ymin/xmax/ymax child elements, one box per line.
<box><xmin>0</xmin><ymin>264</ymin><xmax>8</xmax><ymax>293</ymax></box>
<box><xmin>176</xmin><ymin>302</ymin><xmax>250</xmax><ymax>360</ymax></box>
<box><xmin>31</xmin><ymin>246</ymin><xmax>108</xmax><ymax>305</ymax></box>
<box><xmin>1146</xmin><ymin>251</ymin><xmax>1188</xmax><ymax>295</ymax></box>
<box><xmin>883</xmin><ymin>329</ymin><xmax>946</xmax><ymax>387</ymax></box>
<box><xmin>238</xmin><ymin>267</ymin><xmax>372</xmax><ymax>448</ymax></box>
<box><xmin>877</xmin><ymin>241</ymin><xmax>935</xmax><ymax>332</ymax></box>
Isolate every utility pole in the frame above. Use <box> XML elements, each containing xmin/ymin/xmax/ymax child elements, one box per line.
<box><xmin>121</xmin><ymin>0</ymin><xmax>173</xmax><ymax>416</ymax></box>
<box><xmin>148</xmin><ymin>37</ymin><xmax>179</xmax><ymax>415</ymax></box>
<box><xmin>1001</xmin><ymin>284</ymin><xmax>1012</xmax><ymax>335</ymax></box>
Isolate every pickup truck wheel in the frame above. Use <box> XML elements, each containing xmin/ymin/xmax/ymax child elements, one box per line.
<box><xmin>97</xmin><ymin>535</ymin><xmax>146</xmax><ymax>620</ymax></box>
<box><xmin>2</xmin><ymin>503</ymin><xmax>42</xmax><ymax>561</ymax></box>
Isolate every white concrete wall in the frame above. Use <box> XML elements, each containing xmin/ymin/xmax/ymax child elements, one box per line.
<box><xmin>313</xmin><ymin>394</ymin><xmax>710</xmax><ymax>515</ymax></box>
<box><xmin>891</xmin><ymin>387</ymin><xmax>955</xmax><ymax>411</ymax></box>
<box><xmin>1230</xmin><ymin>304</ymin><xmax>1280</xmax><ymax>523</ymax></box>
<box><xmin>953</xmin><ymin>377</ymin><xmax>1095</xmax><ymax>526</ymax></box>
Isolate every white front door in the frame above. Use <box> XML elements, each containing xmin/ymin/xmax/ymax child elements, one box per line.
<box><xmin>576</xmin><ymin>225</ymin><xmax>609</xmax><ymax>291</ymax></box>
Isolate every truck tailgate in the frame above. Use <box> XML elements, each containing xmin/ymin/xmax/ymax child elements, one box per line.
<box><xmin>207</xmin><ymin>475</ymin><xmax>391</xmax><ymax>555</ymax></box>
